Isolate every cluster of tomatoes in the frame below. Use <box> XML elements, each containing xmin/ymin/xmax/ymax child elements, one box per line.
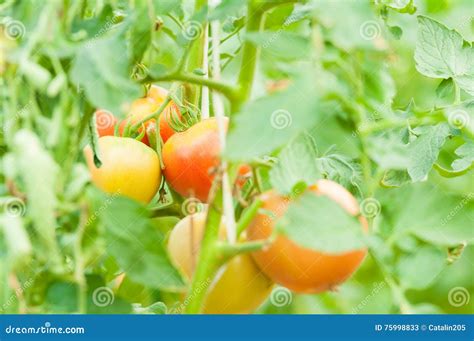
<box><xmin>84</xmin><ymin>86</ymin><xmax>367</xmax><ymax>314</ymax></box>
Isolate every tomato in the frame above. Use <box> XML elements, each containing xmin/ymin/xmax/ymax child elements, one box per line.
<box><xmin>247</xmin><ymin>179</ymin><xmax>368</xmax><ymax>293</ymax></box>
<box><xmin>84</xmin><ymin>136</ymin><xmax>161</xmax><ymax>203</ymax></box>
<box><xmin>162</xmin><ymin>117</ymin><xmax>227</xmax><ymax>202</ymax></box>
<box><xmin>236</xmin><ymin>164</ymin><xmax>252</xmax><ymax>188</ymax></box>
<box><xmin>167</xmin><ymin>212</ymin><xmax>273</xmax><ymax>314</ymax></box>
<box><xmin>118</xmin><ymin>86</ymin><xmax>181</xmax><ymax>145</ymax></box>
<box><xmin>95</xmin><ymin>110</ymin><xmax>117</xmax><ymax>137</ymax></box>
<box><xmin>118</xmin><ymin>97</ymin><xmax>158</xmax><ymax>146</ymax></box>
<box><xmin>147</xmin><ymin>85</ymin><xmax>182</xmax><ymax>143</ymax></box>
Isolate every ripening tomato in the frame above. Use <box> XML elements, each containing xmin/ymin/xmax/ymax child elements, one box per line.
<box><xmin>247</xmin><ymin>179</ymin><xmax>368</xmax><ymax>293</ymax></box>
<box><xmin>118</xmin><ymin>97</ymin><xmax>157</xmax><ymax>146</ymax></box>
<box><xmin>147</xmin><ymin>85</ymin><xmax>182</xmax><ymax>143</ymax></box>
<box><xmin>84</xmin><ymin>136</ymin><xmax>161</xmax><ymax>203</ymax></box>
<box><xmin>162</xmin><ymin>117</ymin><xmax>228</xmax><ymax>202</ymax></box>
<box><xmin>95</xmin><ymin>110</ymin><xmax>117</xmax><ymax>137</ymax></box>
<box><xmin>167</xmin><ymin>212</ymin><xmax>273</xmax><ymax>314</ymax></box>
<box><xmin>118</xmin><ymin>86</ymin><xmax>181</xmax><ymax>145</ymax></box>
<box><xmin>236</xmin><ymin>164</ymin><xmax>252</xmax><ymax>188</ymax></box>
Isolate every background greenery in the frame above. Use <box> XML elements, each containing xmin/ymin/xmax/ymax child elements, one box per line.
<box><xmin>0</xmin><ymin>0</ymin><xmax>473</xmax><ymax>314</ymax></box>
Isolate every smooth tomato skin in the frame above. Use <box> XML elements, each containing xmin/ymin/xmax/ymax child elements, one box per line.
<box><xmin>95</xmin><ymin>110</ymin><xmax>117</xmax><ymax>137</ymax></box>
<box><xmin>162</xmin><ymin>118</ymin><xmax>228</xmax><ymax>202</ymax></box>
<box><xmin>247</xmin><ymin>179</ymin><xmax>368</xmax><ymax>294</ymax></box>
<box><xmin>84</xmin><ymin>136</ymin><xmax>161</xmax><ymax>203</ymax></box>
<box><xmin>167</xmin><ymin>212</ymin><xmax>273</xmax><ymax>314</ymax></box>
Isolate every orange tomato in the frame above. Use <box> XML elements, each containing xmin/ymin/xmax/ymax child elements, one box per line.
<box><xmin>118</xmin><ymin>97</ymin><xmax>157</xmax><ymax>146</ymax></box>
<box><xmin>247</xmin><ymin>179</ymin><xmax>368</xmax><ymax>293</ymax></box>
<box><xmin>95</xmin><ymin>110</ymin><xmax>117</xmax><ymax>137</ymax></box>
<box><xmin>84</xmin><ymin>136</ymin><xmax>161</xmax><ymax>203</ymax></box>
<box><xmin>118</xmin><ymin>85</ymin><xmax>181</xmax><ymax>145</ymax></box>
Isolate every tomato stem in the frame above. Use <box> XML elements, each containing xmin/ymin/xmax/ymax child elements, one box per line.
<box><xmin>185</xmin><ymin>181</ymin><xmax>224</xmax><ymax>313</ymax></box>
<box><xmin>142</xmin><ymin>72</ymin><xmax>239</xmax><ymax>102</ymax></box>
<box><xmin>235</xmin><ymin>5</ymin><xmax>266</xmax><ymax>106</ymax></box>
<box><xmin>236</xmin><ymin>198</ymin><xmax>263</xmax><ymax>237</ymax></box>
<box><xmin>183</xmin><ymin>0</ymin><xmax>208</xmax><ymax>107</ymax></box>
<box><xmin>216</xmin><ymin>239</ymin><xmax>269</xmax><ymax>260</ymax></box>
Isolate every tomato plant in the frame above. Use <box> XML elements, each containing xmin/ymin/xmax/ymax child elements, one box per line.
<box><xmin>0</xmin><ymin>0</ymin><xmax>472</xmax><ymax>317</ymax></box>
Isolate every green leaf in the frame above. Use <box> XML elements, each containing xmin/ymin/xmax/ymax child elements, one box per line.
<box><xmin>379</xmin><ymin>182</ymin><xmax>474</xmax><ymax>246</ymax></box>
<box><xmin>407</xmin><ymin>123</ymin><xmax>450</xmax><ymax>181</ymax></box>
<box><xmin>415</xmin><ymin>16</ymin><xmax>474</xmax><ymax>96</ymax></box>
<box><xmin>451</xmin><ymin>141</ymin><xmax>474</xmax><ymax>171</ymax></box>
<box><xmin>396</xmin><ymin>246</ymin><xmax>446</xmax><ymax>290</ymax></box>
<box><xmin>276</xmin><ymin>192</ymin><xmax>365</xmax><ymax>253</ymax></box>
<box><xmin>0</xmin><ymin>214</ymin><xmax>31</xmax><ymax>271</ymax></box>
<box><xmin>435</xmin><ymin>78</ymin><xmax>454</xmax><ymax>99</ymax></box>
<box><xmin>70</xmin><ymin>32</ymin><xmax>141</xmax><ymax>115</ymax></box>
<box><xmin>388</xmin><ymin>25</ymin><xmax>403</xmax><ymax>40</ymax></box>
<box><xmin>100</xmin><ymin>196</ymin><xmax>186</xmax><ymax>292</ymax></box>
<box><xmin>13</xmin><ymin>130</ymin><xmax>62</xmax><ymax>268</ymax></box>
<box><xmin>245</xmin><ymin>31</ymin><xmax>310</xmax><ymax>61</ymax></box>
<box><xmin>381</xmin><ymin>169</ymin><xmax>411</xmax><ymax>187</ymax></box>
<box><xmin>71</xmin><ymin>4</ymin><xmax>115</xmax><ymax>37</ymax></box>
<box><xmin>129</xmin><ymin>6</ymin><xmax>153</xmax><ymax>63</ymax></box>
<box><xmin>367</xmin><ymin>132</ymin><xmax>410</xmax><ymax>170</ymax></box>
<box><xmin>45</xmin><ymin>282</ymin><xmax>78</xmax><ymax>313</ymax></box>
<box><xmin>270</xmin><ymin>134</ymin><xmax>320</xmax><ymax>195</ymax></box>
<box><xmin>226</xmin><ymin>72</ymin><xmax>321</xmax><ymax>161</ymax></box>
<box><xmin>383</xmin><ymin>0</ymin><xmax>416</xmax><ymax>14</ymax></box>
<box><xmin>316</xmin><ymin>153</ymin><xmax>362</xmax><ymax>191</ymax></box>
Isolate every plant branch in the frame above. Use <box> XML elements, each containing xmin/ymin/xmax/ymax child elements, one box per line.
<box><xmin>236</xmin><ymin>198</ymin><xmax>262</xmax><ymax>237</ymax></box>
<box><xmin>142</xmin><ymin>72</ymin><xmax>239</xmax><ymax>102</ymax></box>
<box><xmin>216</xmin><ymin>239</ymin><xmax>269</xmax><ymax>260</ymax></box>
<box><xmin>185</xmin><ymin>179</ymin><xmax>224</xmax><ymax>313</ymax></box>
<box><xmin>236</xmin><ymin>4</ymin><xmax>266</xmax><ymax>106</ymax></box>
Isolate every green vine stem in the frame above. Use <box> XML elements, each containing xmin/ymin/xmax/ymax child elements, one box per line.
<box><xmin>216</xmin><ymin>239</ymin><xmax>269</xmax><ymax>260</ymax></box>
<box><xmin>142</xmin><ymin>72</ymin><xmax>239</xmax><ymax>102</ymax></box>
<box><xmin>236</xmin><ymin>198</ymin><xmax>263</xmax><ymax>237</ymax></box>
<box><xmin>185</xmin><ymin>180</ymin><xmax>224</xmax><ymax>313</ymax></box>
<box><xmin>184</xmin><ymin>0</ymin><xmax>268</xmax><ymax>313</ymax></box>
<box><xmin>184</xmin><ymin>0</ymin><xmax>208</xmax><ymax>106</ymax></box>
<box><xmin>235</xmin><ymin>4</ymin><xmax>266</xmax><ymax>108</ymax></box>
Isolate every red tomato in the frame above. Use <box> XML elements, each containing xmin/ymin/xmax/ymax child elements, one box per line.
<box><xmin>95</xmin><ymin>110</ymin><xmax>117</xmax><ymax>137</ymax></box>
<box><xmin>247</xmin><ymin>179</ymin><xmax>368</xmax><ymax>293</ymax></box>
<box><xmin>236</xmin><ymin>164</ymin><xmax>252</xmax><ymax>188</ymax></box>
<box><xmin>162</xmin><ymin>117</ymin><xmax>228</xmax><ymax>202</ymax></box>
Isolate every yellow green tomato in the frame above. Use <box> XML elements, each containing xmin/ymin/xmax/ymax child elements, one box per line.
<box><xmin>84</xmin><ymin>136</ymin><xmax>161</xmax><ymax>203</ymax></box>
<box><xmin>167</xmin><ymin>212</ymin><xmax>273</xmax><ymax>314</ymax></box>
